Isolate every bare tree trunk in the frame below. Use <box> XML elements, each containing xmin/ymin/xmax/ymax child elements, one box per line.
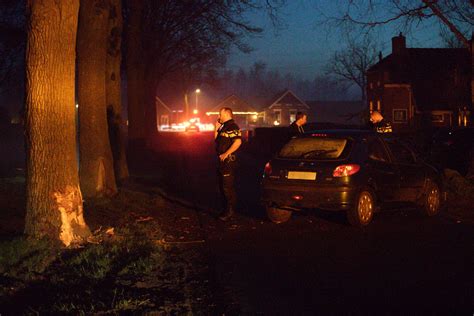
<box><xmin>144</xmin><ymin>71</ymin><xmax>158</xmax><ymax>145</ymax></box>
<box><xmin>125</xmin><ymin>0</ymin><xmax>146</xmax><ymax>143</ymax></box>
<box><xmin>77</xmin><ymin>0</ymin><xmax>117</xmax><ymax>197</ymax></box>
<box><xmin>25</xmin><ymin>0</ymin><xmax>90</xmax><ymax>246</ymax></box>
<box><xmin>106</xmin><ymin>0</ymin><xmax>129</xmax><ymax>184</ymax></box>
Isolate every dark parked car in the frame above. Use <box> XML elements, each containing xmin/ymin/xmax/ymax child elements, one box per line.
<box><xmin>430</xmin><ymin>127</ymin><xmax>474</xmax><ymax>175</ymax></box>
<box><xmin>261</xmin><ymin>130</ymin><xmax>442</xmax><ymax>226</ymax></box>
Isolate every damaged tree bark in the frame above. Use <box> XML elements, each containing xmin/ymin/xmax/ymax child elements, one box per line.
<box><xmin>77</xmin><ymin>0</ymin><xmax>117</xmax><ymax>197</ymax></box>
<box><xmin>25</xmin><ymin>0</ymin><xmax>91</xmax><ymax>246</ymax></box>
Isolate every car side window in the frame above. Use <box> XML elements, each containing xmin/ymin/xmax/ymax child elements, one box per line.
<box><xmin>386</xmin><ymin>142</ymin><xmax>416</xmax><ymax>165</ymax></box>
<box><xmin>368</xmin><ymin>138</ymin><xmax>390</xmax><ymax>162</ymax></box>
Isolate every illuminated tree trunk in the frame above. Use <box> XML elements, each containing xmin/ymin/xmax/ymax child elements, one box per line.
<box><xmin>125</xmin><ymin>0</ymin><xmax>146</xmax><ymax>143</ymax></box>
<box><xmin>78</xmin><ymin>0</ymin><xmax>117</xmax><ymax>197</ymax></box>
<box><xmin>106</xmin><ymin>0</ymin><xmax>129</xmax><ymax>183</ymax></box>
<box><xmin>25</xmin><ymin>0</ymin><xmax>91</xmax><ymax>246</ymax></box>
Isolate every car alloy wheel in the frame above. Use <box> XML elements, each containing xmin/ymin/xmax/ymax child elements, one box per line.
<box><xmin>424</xmin><ymin>182</ymin><xmax>440</xmax><ymax>216</ymax></box>
<box><xmin>347</xmin><ymin>189</ymin><xmax>375</xmax><ymax>227</ymax></box>
<box><xmin>357</xmin><ymin>191</ymin><xmax>374</xmax><ymax>225</ymax></box>
<box><xmin>266</xmin><ymin>206</ymin><xmax>292</xmax><ymax>224</ymax></box>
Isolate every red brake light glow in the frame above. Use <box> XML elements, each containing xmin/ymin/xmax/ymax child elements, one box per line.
<box><xmin>264</xmin><ymin>162</ymin><xmax>272</xmax><ymax>177</ymax></box>
<box><xmin>333</xmin><ymin>164</ymin><xmax>360</xmax><ymax>177</ymax></box>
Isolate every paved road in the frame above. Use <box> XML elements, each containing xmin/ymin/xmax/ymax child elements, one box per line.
<box><xmin>150</xmin><ymin>132</ymin><xmax>473</xmax><ymax>313</ymax></box>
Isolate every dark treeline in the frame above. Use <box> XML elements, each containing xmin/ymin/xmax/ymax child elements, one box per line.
<box><xmin>215</xmin><ymin>62</ymin><xmax>355</xmax><ymax>102</ymax></box>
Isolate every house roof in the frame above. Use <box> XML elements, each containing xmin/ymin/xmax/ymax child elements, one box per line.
<box><xmin>155</xmin><ymin>96</ymin><xmax>173</xmax><ymax>113</ymax></box>
<box><xmin>209</xmin><ymin>94</ymin><xmax>257</xmax><ymax>114</ymax></box>
<box><xmin>265</xmin><ymin>89</ymin><xmax>310</xmax><ymax>110</ymax></box>
<box><xmin>368</xmin><ymin>48</ymin><xmax>471</xmax><ymax>111</ymax></box>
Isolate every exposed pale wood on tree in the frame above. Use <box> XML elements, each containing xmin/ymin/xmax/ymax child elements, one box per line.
<box><xmin>77</xmin><ymin>0</ymin><xmax>117</xmax><ymax>197</ymax></box>
<box><xmin>25</xmin><ymin>0</ymin><xmax>91</xmax><ymax>246</ymax></box>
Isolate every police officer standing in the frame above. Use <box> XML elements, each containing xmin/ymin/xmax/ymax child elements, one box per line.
<box><xmin>215</xmin><ymin>107</ymin><xmax>242</xmax><ymax>221</ymax></box>
<box><xmin>369</xmin><ymin>110</ymin><xmax>392</xmax><ymax>133</ymax></box>
<box><xmin>288</xmin><ymin>112</ymin><xmax>307</xmax><ymax>138</ymax></box>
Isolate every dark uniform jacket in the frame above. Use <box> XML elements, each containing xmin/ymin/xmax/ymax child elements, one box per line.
<box><xmin>215</xmin><ymin>119</ymin><xmax>242</xmax><ymax>155</ymax></box>
<box><xmin>289</xmin><ymin>121</ymin><xmax>305</xmax><ymax>138</ymax></box>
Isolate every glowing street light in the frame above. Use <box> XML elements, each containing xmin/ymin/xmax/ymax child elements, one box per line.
<box><xmin>195</xmin><ymin>88</ymin><xmax>201</xmax><ymax>113</ymax></box>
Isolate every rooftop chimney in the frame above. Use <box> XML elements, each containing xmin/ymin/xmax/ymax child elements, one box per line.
<box><xmin>392</xmin><ymin>32</ymin><xmax>406</xmax><ymax>55</ymax></box>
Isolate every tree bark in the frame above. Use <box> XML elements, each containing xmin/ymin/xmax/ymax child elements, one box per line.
<box><xmin>125</xmin><ymin>0</ymin><xmax>146</xmax><ymax>143</ymax></box>
<box><xmin>106</xmin><ymin>0</ymin><xmax>129</xmax><ymax>184</ymax></box>
<box><xmin>25</xmin><ymin>0</ymin><xmax>91</xmax><ymax>246</ymax></box>
<box><xmin>77</xmin><ymin>0</ymin><xmax>117</xmax><ymax>197</ymax></box>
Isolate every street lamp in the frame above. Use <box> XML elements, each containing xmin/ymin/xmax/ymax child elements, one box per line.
<box><xmin>195</xmin><ymin>88</ymin><xmax>200</xmax><ymax>113</ymax></box>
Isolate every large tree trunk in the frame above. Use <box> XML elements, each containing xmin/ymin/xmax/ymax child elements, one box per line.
<box><xmin>77</xmin><ymin>0</ymin><xmax>117</xmax><ymax>197</ymax></box>
<box><xmin>106</xmin><ymin>0</ymin><xmax>129</xmax><ymax>184</ymax></box>
<box><xmin>25</xmin><ymin>0</ymin><xmax>90</xmax><ymax>246</ymax></box>
<box><xmin>144</xmin><ymin>70</ymin><xmax>158</xmax><ymax>146</ymax></box>
<box><xmin>125</xmin><ymin>0</ymin><xmax>146</xmax><ymax>144</ymax></box>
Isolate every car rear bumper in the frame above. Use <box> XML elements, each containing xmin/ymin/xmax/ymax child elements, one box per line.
<box><xmin>261</xmin><ymin>182</ymin><xmax>359</xmax><ymax>211</ymax></box>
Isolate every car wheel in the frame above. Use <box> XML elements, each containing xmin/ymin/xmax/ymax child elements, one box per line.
<box><xmin>421</xmin><ymin>180</ymin><xmax>441</xmax><ymax>217</ymax></box>
<box><xmin>347</xmin><ymin>189</ymin><xmax>375</xmax><ymax>227</ymax></box>
<box><xmin>266</xmin><ymin>206</ymin><xmax>292</xmax><ymax>224</ymax></box>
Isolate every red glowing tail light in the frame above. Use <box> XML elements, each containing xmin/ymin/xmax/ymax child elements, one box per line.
<box><xmin>333</xmin><ymin>164</ymin><xmax>360</xmax><ymax>177</ymax></box>
<box><xmin>263</xmin><ymin>162</ymin><xmax>272</xmax><ymax>177</ymax></box>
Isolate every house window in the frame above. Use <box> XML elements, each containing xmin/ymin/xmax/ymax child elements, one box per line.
<box><xmin>369</xmin><ymin>83</ymin><xmax>373</xmax><ymax>89</ymax></box>
<box><xmin>393</xmin><ymin>109</ymin><xmax>408</xmax><ymax>123</ymax></box>
<box><xmin>377</xmin><ymin>100</ymin><xmax>381</xmax><ymax>111</ymax></box>
<box><xmin>289</xmin><ymin>110</ymin><xmax>297</xmax><ymax>123</ymax></box>
<box><xmin>369</xmin><ymin>101</ymin><xmax>374</xmax><ymax>112</ymax></box>
<box><xmin>274</xmin><ymin>109</ymin><xmax>281</xmax><ymax>124</ymax></box>
<box><xmin>431</xmin><ymin>114</ymin><xmax>444</xmax><ymax>123</ymax></box>
<box><xmin>160</xmin><ymin>115</ymin><xmax>169</xmax><ymax>126</ymax></box>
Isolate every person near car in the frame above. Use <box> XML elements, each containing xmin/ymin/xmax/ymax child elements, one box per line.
<box><xmin>214</xmin><ymin>107</ymin><xmax>242</xmax><ymax>221</ymax></box>
<box><xmin>369</xmin><ymin>110</ymin><xmax>392</xmax><ymax>133</ymax></box>
<box><xmin>288</xmin><ymin>112</ymin><xmax>307</xmax><ymax>138</ymax></box>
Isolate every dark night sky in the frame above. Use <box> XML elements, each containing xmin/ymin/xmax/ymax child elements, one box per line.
<box><xmin>227</xmin><ymin>1</ymin><xmax>445</xmax><ymax>80</ymax></box>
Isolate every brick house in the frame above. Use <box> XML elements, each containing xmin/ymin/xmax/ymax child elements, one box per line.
<box><xmin>260</xmin><ymin>89</ymin><xmax>310</xmax><ymax>126</ymax></box>
<box><xmin>366</xmin><ymin>33</ymin><xmax>473</xmax><ymax>133</ymax></box>
<box><xmin>155</xmin><ymin>96</ymin><xmax>185</xmax><ymax>130</ymax></box>
<box><xmin>206</xmin><ymin>94</ymin><xmax>258</xmax><ymax>129</ymax></box>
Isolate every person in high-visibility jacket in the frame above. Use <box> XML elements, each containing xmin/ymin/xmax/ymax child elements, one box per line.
<box><xmin>370</xmin><ymin>111</ymin><xmax>393</xmax><ymax>134</ymax></box>
<box><xmin>214</xmin><ymin>107</ymin><xmax>242</xmax><ymax>221</ymax></box>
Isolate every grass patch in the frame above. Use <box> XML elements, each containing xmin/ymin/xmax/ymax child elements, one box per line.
<box><xmin>0</xmin><ymin>238</ymin><xmax>58</xmax><ymax>281</ymax></box>
<box><xmin>0</xmin><ymin>184</ymin><xmax>213</xmax><ymax>314</ymax></box>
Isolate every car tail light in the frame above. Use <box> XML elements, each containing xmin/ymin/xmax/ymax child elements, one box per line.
<box><xmin>263</xmin><ymin>162</ymin><xmax>272</xmax><ymax>177</ymax></box>
<box><xmin>333</xmin><ymin>164</ymin><xmax>360</xmax><ymax>177</ymax></box>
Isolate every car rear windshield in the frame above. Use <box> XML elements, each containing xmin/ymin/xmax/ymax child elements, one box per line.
<box><xmin>278</xmin><ymin>137</ymin><xmax>351</xmax><ymax>160</ymax></box>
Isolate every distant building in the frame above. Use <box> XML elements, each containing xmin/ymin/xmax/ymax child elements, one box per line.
<box><xmin>366</xmin><ymin>33</ymin><xmax>473</xmax><ymax>133</ymax></box>
<box><xmin>206</xmin><ymin>94</ymin><xmax>258</xmax><ymax>129</ymax></box>
<box><xmin>155</xmin><ymin>96</ymin><xmax>185</xmax><ymax>130</ymax></box>
<box><xmin>260</xmin><ymin>89</ymin><xmax>310</xmax><ymax>126</ymax></box>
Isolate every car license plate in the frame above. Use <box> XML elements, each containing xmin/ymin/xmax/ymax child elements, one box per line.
<box><xmin>287</xmin><ymin>171</ymin><xmax>316</xmax><ymax>180</ymax></box>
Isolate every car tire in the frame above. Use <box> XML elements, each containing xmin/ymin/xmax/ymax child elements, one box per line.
<box><xmin>420</xmin><ymin>180</ymin><xmax>441</xmax><ymax>217</ymax></box>
<box><xmin>266</xmin><ymin>206</ymin><xmax>292</xmax><ymax>224</ymax></box>
<box><xmin>347</xmin><ymin>189</ymin><xmax>375</xmax><ymax>227</ymax></box>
